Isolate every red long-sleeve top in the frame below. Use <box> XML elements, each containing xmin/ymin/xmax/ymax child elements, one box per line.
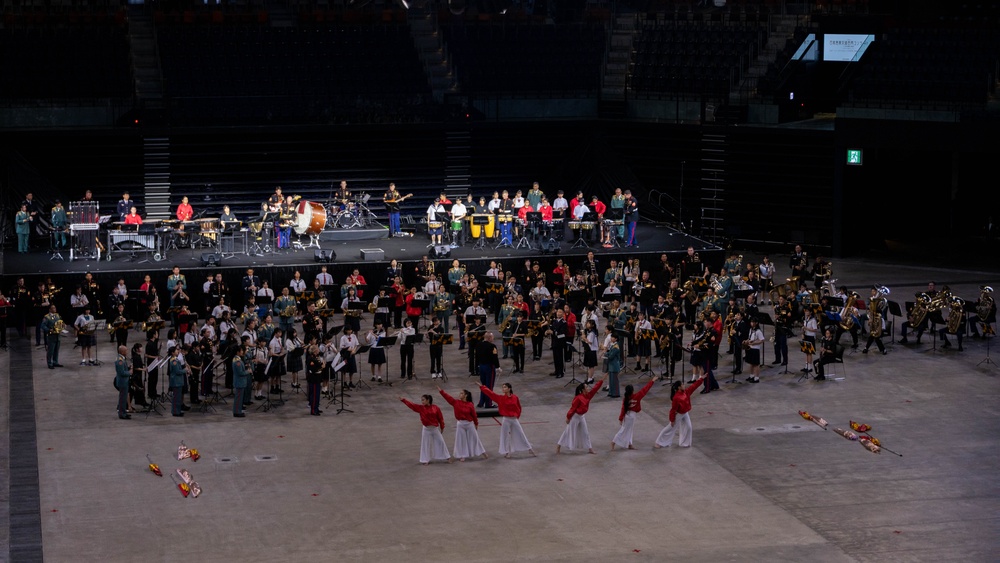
<box><xmin>539</xmin><ymin>205</ymin><xmax>553</xmax><ymax>222</ymax></box>
<box><xmin>669</xmin><ymin>378</ymin><xmax>704</xmax><ymax>424</ymax></box>
<box><xmin>479</xmin><ymin>386</ymin><xmax>522</xmax><ymax>418</ymax></box>
<box><xmin>405</xmin><ymin>293</ymin><xmax>424</xmax><ymax>318</ymax></box>
<box><xmin>567</xmin><ymin>379</ymin><xmax>603</xmax><ymax>421</ymax></box>
<box><xmin>400</xmin><ymin>398</ymin><xmax>445</xmax><ymax>430</ymax></box>
<box><xmin>439</xmin><ymin>390</ymin><xmax>479</xmax><ymax>426</ymax></box>
<box><xmin>618</xmin><ymin>379</ymin><xmax>655</xmax><ymax>422</ymax></box>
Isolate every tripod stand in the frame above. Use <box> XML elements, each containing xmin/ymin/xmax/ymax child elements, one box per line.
<box><xmin>978</xmin><ymin>324</ymin><xmax>997</xmax><ymax>367</ymax></box>
<box><xmin>563</xmin><ymin>342</ymin><xmax>582</xmax><ymax>387</ymax></box>
<box><xmin>376</xmin><ymin>335</ymin><xmax>397</xmax><ymax>387</ymax></box>
<box><xmin>144</xmin><ymin>355</ymin><xmax>168</xmax><ymax>417</ymax></box>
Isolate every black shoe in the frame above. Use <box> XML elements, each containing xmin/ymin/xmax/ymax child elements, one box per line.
<box><xmin>54</xmin><ymin>364</ymin><xmax>64</xmax><ymax>367</ymax></box>
<box><xmin>699</xmin><ymin>388</ymin><xmax>711</xmax><ymax>394</ymax></box>
<box><xmin>119</xmin><ymin>414</ymin><xmax>131</xmax><ymax>420</ymax></box>
<box><xmin>311</xmin><ymin>412</ymin><xmax>321</xmax><ymax>416</ymax></box>
<box><xmin>234</xmin><ymin>413</ymin><xmax>246</xmax><ymax>418</ymax></box>
<box><xmin>942</xmin><ymin>340</ymin><xmax>952</xmax><ymax>348</ymax></box>
<box><xmin>291</xmin><ymin>383</ymin><xmax>301</xmax><ymax>388</ymax></box>
<box><xmin>750</xmin><ymin>378</ymin><xmax>759</xmax><ymax>383</ymax></box>
<box><xmin>771</xmin><ymin>360</ymin><xmax>781</xmax><ymax>365</ymax></box>
<box><xmin>181</xmin><ymin>404</ymin><xmax>191</xmax><ymax>411</ymax></box>
<box><xmin>555</xmin><ymin>374</ymin><xmax>564</xmax><ymax>379</ymax></box>
<box><xmin>898</xmin><ymin>338</ymin><xmax>909</xmax><ymax>344</ymax></box>
<box><xmin>958</xmin><ymin>346</ymin><xmax>964</xmax><ymax>352</ymax></box>
<box><xmin>172</xmin><ymin>413</ymin><xmax>184</xmax><ymax>417</ymax></box>
<box><xmin>813</xmin><ymin>375</ymin><xmax>825</xmax><ymax>381</ymax></box>
<box><xmin>745</xmin><ymin>376</ymin><xmax>754</xmax><ymax>382</ymax></box>
<box><xmin>862</xmin><ymin>348</ymin><xmax>869</xmax><ymax>354</ymax></box>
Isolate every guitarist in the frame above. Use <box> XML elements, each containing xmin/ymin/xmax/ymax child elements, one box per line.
<box><xmin>384</xmin><ymin>183</ymin><xmax>409</xmax><ymax>238</ymax></box>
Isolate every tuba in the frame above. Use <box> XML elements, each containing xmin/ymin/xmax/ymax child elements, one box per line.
<box><xmin>867</xmin><ymin>286</ymin><xmax>889</xmax><ymax>338</ymax></box>
<box><xmin>946</xmin><ymin>295</ymin><xmax>966</xmax><ymax>334</ymax></box>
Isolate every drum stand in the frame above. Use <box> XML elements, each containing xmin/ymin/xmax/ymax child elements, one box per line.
<box><xmin>473</xmin><ymin>230</ymin><xmax>488</xmax><ymax>250</ymax></box>
<box><xmin>515</xmin><ymin>227</ymin><xmax>533</xmax><ymax>250</ymax></box>
<box><xmin>49</xmin><ymin>231</ymin><xmax>65</xmax><ymax>261</ymax></box>
<box><xmin>571</xmin><ymin>227</ymin><xmax>592</xmax><ymax>250</ymax></box>
<box><xmin>494</xmin><ymin>232</ymin><xmax>513</xmax><ymax>250</ymax></box>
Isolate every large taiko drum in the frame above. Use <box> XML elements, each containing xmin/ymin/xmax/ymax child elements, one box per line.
<box><xmin>295</xmin><ymin>201</ymin><xmax>327</xmax><ymax>235</ymax></box>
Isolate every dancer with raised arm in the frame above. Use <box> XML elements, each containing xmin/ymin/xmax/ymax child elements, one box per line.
<box><xmin>479</xmin><ymin>382</ymin><xmax>536</xmax><ymax>458</ymax></box>
<box><xmin>654</xmin><ymin>376</ymin><xmax>706</xmax><ymax>449</ymax></box>
<box><xmin>611</xmin><ymin>379</ymin><xmax>655</xmax><ymax>450</ymax></box>
<box><xmin>556</xmin><ymin>378</ymin><xmax>604</xmax><ymax>454</ymax></box>
<box><xmin>399</xmin><ymin>394</ymin><xmax>452</xmax><ymax>465</ymax></box>
<box><xmin>438</xmin><ymin>386</ymin><xmax>488</xmax><ymax>462</ymax></box>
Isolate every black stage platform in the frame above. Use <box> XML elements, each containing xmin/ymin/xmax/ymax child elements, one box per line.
<box><xmin>1</xmin><ymin>224</ymin><xmax>723</xmax><ymax>291</ymax></box>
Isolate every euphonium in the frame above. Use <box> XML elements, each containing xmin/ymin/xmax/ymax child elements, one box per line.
<box><xmin>909</xmin><ymin>292</ymin><xmax>932</xmax><ymax>327</ymax></box>
<box><xmin>280</xmin><ymin>304</ymin><xmax>297</xmax><ymax>317</ymax></box>
<box><xmin>976</xmin><ymin>286</ymin><xmax>994</xmax><ymax>321</ymax></box>
<box><xmin>838</xmin><ymin>292</ymin><xmax>860</xmax><ymax>331</ymax></box>
<box><xmin>51</xmin><ymin>319</ymin><xmax>66</xmax><ymax>335</ymax></box>
<box><xmin>709</xmin><ymin>274</ymin><xmax>723</xmax><ymax>293</ymax></box>
<box><xmin>946</xmin><ymin>295</ymin><xmax>966</xmax><ymax>334</ymax></box>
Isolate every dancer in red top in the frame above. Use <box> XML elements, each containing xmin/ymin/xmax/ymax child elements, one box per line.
<box><xmin>438</xmin><ymin>387</ymin><xmax>488</xmax><ymax>462</ymax></box>
<box><xmin>611</xmin><ymin>379</ymin><xmax>655</xmax><ymax>450</ymax></box>
<box><xmin>557</xmin><ymin>379</ymin><xmax>604</xmax><ymax>454</ymax></box>
<box><xmin>400</xmin><ymin>395</ymin><xmax>452</xmax><ymax>465</ymax></box>
<box><xmin>655</xmin><ymin>376</ymin><xmax>706</xmax><ymax>449</ymax></box>
<box><xmin>479</xmin><ymin>382</ymin><xmax>536</xmax><ymax>458</ymax></box>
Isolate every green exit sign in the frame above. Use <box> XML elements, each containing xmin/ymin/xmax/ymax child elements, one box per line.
<box><xmin>846</xmin><ymin>149</ymin><xmax>863</xmax><ymax>165</ymax></box>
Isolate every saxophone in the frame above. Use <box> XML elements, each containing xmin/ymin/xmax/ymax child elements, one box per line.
<box><xmin>946</xmin><ymin>295</ymin><xmax>966</xmax><ymax>334</ymax></box>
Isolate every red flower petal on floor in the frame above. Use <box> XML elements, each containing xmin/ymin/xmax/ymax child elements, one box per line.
<box><xmin>277</xmin><ymin>435</ymin><xmax>285</xmax><ymax>438</ymax></box>
<box><xmin>789</xmin><ymin>464</ymin><xmax>796</xmax><ymax>467</ymax></box>
<box><xmin>633</xmin><ymin>549</ymin><xmax>641</xmax><ymax>553</ymax></box>
<box><xmin>893</xmin><ymin>530</ymin><xmax>902</xmax><ymax>534</ymax></box>
<box><xmin>51</xmin><ymin>509</ymin><xmax>58</xmax><ymax>512</ymax></box>
<box><xmin>311</xmin><ymin>493</ymin><xmax>319</xmax><ymax>497</ymax></box>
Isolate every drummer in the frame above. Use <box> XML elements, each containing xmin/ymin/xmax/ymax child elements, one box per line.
<box><xmin>176</xmin><ymin>196</ymin><xmax>194</xmax><ymax>222</ymax></box>
<box><xmin>450</xmin><ymin>196</ymin><xmax>467</xmax><ymax>246</ymax></box>
<box><xmin>515</xmin><ymin>199</ymin><xmax>534</xmax><ymax>239</ymax></box>
<box><xmin>337</xmin><ymin>181</ymin><xmax>351</xmax><ymax>210</ymax></box>
<box><xmin>426</xmin><ymin>197</ymin><xmax>447</xmax><ymax>246</ymax></box>
<box><xmin>277</xmin><ymin>195</ymin><xmax>296</xmax><ymax>248</ymax></box>
<box><xmin>462</xmin><ymin>193</ymin><xmax>477</xmax><ymax>243</ymax></box>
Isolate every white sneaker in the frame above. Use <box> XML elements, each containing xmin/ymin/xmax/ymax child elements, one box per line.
<box><xmin>432</xmin><ymin>373</ymin><xmax>438</xmax><ymax>379</ymax></box>
<box><xmin>80</xmin><ymin>360</ymin><xmax>87</xmax><ymax>365</ymax></box>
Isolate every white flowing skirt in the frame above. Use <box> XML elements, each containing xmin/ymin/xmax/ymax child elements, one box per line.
<box><xmin>557</xmin><ymin>413</ymin><xmax>592</xmax><ymax>451</ymax></box>
<box><xmin>453</xmin><ymin>420</ymin><xmax>486</xmax><ymax>459</ymax></box>
<box><xmin>499</xmin><ymin>416</ymin><xmax>532</xmax><ymax>454</ymax></box>
<box><xmin>612</xmin><ymin>411</ymin><xmax>638</xmax><ymax>448</ymax></box>
<box><xmin>420</xmin><ymin>426</ymin><xmax>451</xmax><ymax>463</ymax></box>
<box><xmin>654</xmin><ymin>412</ymin><xmax>693</xmax><ymax>448</ymax></box>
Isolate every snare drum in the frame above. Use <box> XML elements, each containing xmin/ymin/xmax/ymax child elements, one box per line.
<box><xmin>295</xmin><ymin>200</ymin><xmax>327</xmax><ymax>236</ymax></box>
<box><xmin>451</xmin><ymin>219</ymin><xmax>463</xmax><ymax>232</ymax></box>
<box><xmin>428</xmin><ymin>222</ymin><xmax>444</xmax><ymax>236</ymax></box>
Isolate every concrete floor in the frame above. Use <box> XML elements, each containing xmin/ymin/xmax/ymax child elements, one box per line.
<box><xmin>3</xmin><ymin>257</ymin><xmax>1000</xmax><ymax>562</ymax></box>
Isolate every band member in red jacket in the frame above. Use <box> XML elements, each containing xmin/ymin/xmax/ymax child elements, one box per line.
<box><xmin>400</xmin><ymin>395</ymin><xmax>452</xmax><ymax>465</ymax></box>
<box><xmin>557</xmin><ymin>378</ymin><xmax>604</xmax><ymax>454</ymax></box>
<box><xmin>655</xmin><ymin>376</ymin><xmax>706</xmax><ymax>449</ymax></box>
<box><xmin>438</xmin><ymin>387</ymin><xmax>488</xmax><ymax>462</ymax></box>
<box><xmin>479</xmin><ymin>382</ymin><xmax>536</xmax><ymax>458</ymax></box>
<box><xmin>611</xmin><ymin>379</ymin><xmax>655</xmax><ymax>450</ymax></box>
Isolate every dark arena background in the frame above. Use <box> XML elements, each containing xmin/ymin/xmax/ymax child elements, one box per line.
<box><xmin>1</xmin><ymin>0</ymin><xmax>999</xmax><ymax>561</ymax></box>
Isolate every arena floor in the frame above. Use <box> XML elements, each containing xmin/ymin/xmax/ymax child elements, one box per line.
<box><xmin>2</xmin><ymin>255</ymin><xmax>999</xmax><ymax>562</ymax></box>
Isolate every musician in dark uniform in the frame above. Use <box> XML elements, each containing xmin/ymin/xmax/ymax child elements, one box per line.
<box><xmin>384</xmin><ymin>183</ymin><xmax>403</xmax><ymax>237</ymax></box>
<box><xmin>550</xmin><ymin>309</ymin><xmax>567</xmax><ymax>378</ymax></box>
<box><xmin>790</xmin><ymin>244</ymin><xmax>809</xmax><ymax>281</ymax></box>
<box><xmin>772</xmin><ymin>295</ymin><xmax>792</xmax><ymax>366</ymax></box>
<box><xmin>233</xmin><ymin>345</ymin><xmax>250</xmax><ymax>417</ymax></box>
<box><xmin>899</xmin><ymin>281</ymin><xmax>938</xmax><ymax>345</ymax></box>
<box><xmin>277</xmin><ymin>195</ymin><xmax>297</xmax><ymax>249</ymax></box>
<box><xmin>306</xmin><ymin>344</ymin><xmax>324</xmax><ymax>416</ymax></box>
<box><xmin>115</xmin><ymin>345</ymin><xmax>131</xmax><ymax>419</ymax></box>
<box><xmin>475</xmin><ymin>332</ymin><xmax>500</xmax><ymax>408</ymax></box>
<box><xmin>813</xmin><ymin>328</ymin><xmax>837</xmax><ymax>381</ymax></box>
<box><xmin>730</xmin><ymin>310</ymin><xmax>748</xmax><ymax>375</ymax></box>
<box><xmin>167</xmin><ymin>346</ymin><xmax>188</xmax><ymax>416</ymax></box>
<box><xmin>116</xmin><ymin>192</ymin><xmax>132</xmax><ymax>222</ymax></box>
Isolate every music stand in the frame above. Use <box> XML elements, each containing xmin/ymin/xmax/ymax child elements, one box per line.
<box><xmin>351</xmin><ymin>345</ymin><xmax>371</xmax><ymax>389</ymax></box>
<box><xmin>614</xmin><ymin>329</ymin><xmax>634</xmax><ymax>375</ymax></box>
<box><xmin>472</xmin><ymin>214</ymin><xmax>490</xmax><ymax>250</ymax></box>
<box><xmin>756</xmin><ymin>312</ymin><xmax>773</xmax><ymax>368</ymax></box>
<box><xmin>563</xmin><ymin>341</ymin><xmax>582</xmax><ymax>386</ymax></box>
<box><xmin>401</xmin><ymin>333</ymin><xmax>423</xmax><ymax>383</ymax></box>
<box><xmin>330</xmin><ymin>351</ymin><xmax>352</xmax><ymax>414</ymax></box>
<box><xmin>927</xmin><ymin>310</ymin><xmax>946</xmax><ymax>353</ymax></box>
<box><xmin>413</xmin><ymin>298</ymin><xmax>432</xmax><ymax>330</ymax></box>
<box><xmin>376</xmin><ymin>335</ymin><xmax>398</xmax><ymax>387</ymax></box>
<box><xmin>431</xmin><ymin>333</ymin><xmax>453</xmax><ymax>382</ymax></box>
<box><xmin>887</xmin><ymin>300</ymin><xmax>903</xmax><ymax>348</ymax></box>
